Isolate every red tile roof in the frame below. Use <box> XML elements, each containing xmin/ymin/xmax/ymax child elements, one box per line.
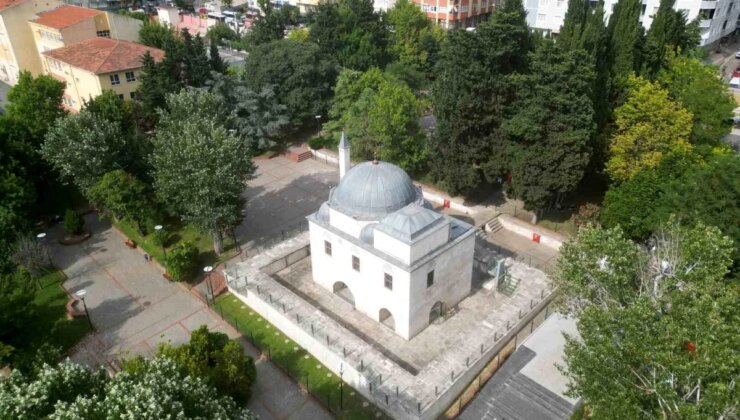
<box><xmin>0</xmin><ymin>0</ymin><xmax>27</xmax><ymax>12</ymax></box>
<box><xmin>31</xmin><ymin>5</ymin><xmax>103</xmax><ymax>29</ymax></box>
<box><xmin>42</xmin><ymin>38</ymin><xmax>165</xmax><ymax>74</ymax></box>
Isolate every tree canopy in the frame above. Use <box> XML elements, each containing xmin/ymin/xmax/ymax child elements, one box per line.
<box><xmin>555</xmin><ymin>222</ymin><xmax>739</xmax><ymax>418</ymax></box>
<box><xmin>606</xmin><ymin>76</ymin><xmax>693</xmax><ymax>182</ymax></box>
<box><xmin>151</xmin><ymin>90</ymin><xmax>255</xmax><ymax>254</ymax></box>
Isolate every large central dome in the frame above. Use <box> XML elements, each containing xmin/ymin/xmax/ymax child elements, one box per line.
<box><xmin>329</xmin><ymin>161</ymin><xmax>422</xmax><ymax>220</ymax></box>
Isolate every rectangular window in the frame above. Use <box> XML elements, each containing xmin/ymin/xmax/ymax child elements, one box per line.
<box><xmin>537</xmin><ymin>13</ymin><xmax>546</xmax><ymax>21</ymax></box>
<box><xmin>129</xmin><ymin>91</ymin><xmax>136</xmax><ymax>99</ymax></box>
<box><xmin>556</xmin><ymin>0</ymin><xmax>563</xmax><ymax>7</ymax></box>
<box><xmin>352</xmin><ymin>255</ymin><xmax>360</xmax><ymax>272</ymax></box>
<box><xmin>460</xmin><ymin>4</ymin><xmax>468</xmax><ymax>12</ymax></box>
<box><xmin>324</xmin><ymin>240</ymin><xmax>332</xmax><ymax>256</ymax></box>
<box><xmin>96</xmin><ymin>30</ymin><xmax>110</xmax><ymax>38</ymax></box>
<box><xmin>118</xmin><ymin>94</ymin><xmax>124</xmax><ymax>100</ymax></box>
<box><xmin>384</xmin><ymin>273</ymin><xmax>393</xmax><ymax>290</ymax></box>
<box><xmin>427</xmin><ymin>270</ymin><xmax>435</xmax><ymax>288</ymax></box>
<box><xmin>125</xmin><ymin>71</ymin><xmax>136</xmax><ymax>82</ymax></box>
<box><xmin>109</xmin><ymin>74</ymin><xmax>120</xmax><ymax>85</ymax></box>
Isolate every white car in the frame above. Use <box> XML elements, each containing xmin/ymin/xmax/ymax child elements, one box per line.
<box><xmin>735</xmin><ymin>51</ymin><xmax>740</xmax><ymax>59</ymax></box>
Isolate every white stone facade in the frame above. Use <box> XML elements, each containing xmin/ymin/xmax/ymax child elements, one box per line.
<box><xmin>306</xmin><ymin>151</ymin><xmax>476</xmax><ymax>340</ymax></box>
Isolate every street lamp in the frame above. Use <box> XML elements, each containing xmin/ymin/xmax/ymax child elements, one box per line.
<box><xmin>315</xmin><ymin>114</ymin><xmax>322</xmax><ymax>133</ymax></box>
<box><xmin>35</xmin><ymin>232</ymin><xmax>49</xmax><ymax>289</ymax></box>
<box><xmin>154</xmin><ymin>225</ymin><xmax>167</xmax><ymax>261</ymax></box>
<box><xmin>203</xmin><ymin>266</ymin><xmax>214</xmax><ymax>304</ymax></box>
<box><xmin>339</xmin><ymin>363</ymin><xmax>344</xmax><ymax>410</ymax></box>
<box><xmin>75</xmin><ymin>289</ymin><xmax>94</xmax><ymax>330</ymax></box>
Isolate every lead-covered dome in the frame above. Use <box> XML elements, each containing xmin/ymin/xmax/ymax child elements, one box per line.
<box><xmin>329</xmin><ymin>161</ymin><xmax>422</xmax><ymax>220</ymax></box>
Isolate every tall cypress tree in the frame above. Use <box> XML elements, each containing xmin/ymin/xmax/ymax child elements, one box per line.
<box><xmin>642</xmin><ymin>0</ymin><xmax>700</xmax><ymax>78</ymax></box>
<box><xmin>607</xmin><ymin>0</ymin><xmax>643</xmax><ymax>83</ymax></box>
<box><xmin>559</xmin><ymin>0</ymin><xmax>589</xmax><ymax>50</ymax></box>
<box><xmin>431</xmin><ymin>0</ymin><xmax>532</xmax><ymax>194</ymax></box>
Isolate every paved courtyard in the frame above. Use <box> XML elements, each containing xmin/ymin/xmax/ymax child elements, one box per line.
<box><xmin>52</xmin><ymin>214</ymin><xmax>330</xmax><ymax>420</ymax></box>
<box><xmin>237</xmin><ymin>156</ymin><xmax>338</xmax><ymax>248</ymax></box>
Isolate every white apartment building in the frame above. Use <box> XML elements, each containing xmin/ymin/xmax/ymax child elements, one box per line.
<box><xmin>527</xmin><ymin>0</ymin><xmax>740</xmax><ymax>47</ymax></box>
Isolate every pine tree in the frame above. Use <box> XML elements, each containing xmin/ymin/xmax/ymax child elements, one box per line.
<box><xmin>209</xmin><ymin>40</ymin><xmax>227</xmax><ymax>74</ymax></box>
<box><xmin>559</xmin><ymin>0</ymin><xmax>588</xmax><ymax>50</ymax></box>
<box><xmin>642</xmin><ymin>0</ymin><xmax>700</xmax><ymax>78</ymax></box>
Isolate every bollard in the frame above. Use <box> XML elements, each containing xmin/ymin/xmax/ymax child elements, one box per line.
<box><xmin>541</xmin><ymin>289</ymin><xmax>545</xmax><ymax>298</ymax></box>
<box><xmin>379</xmin><ymin>374</ymin><xmax>382</xmax><ymax>385</ymax></box>
<box><xmin>450</xmin><ymin>370</ymin><xmax>454</xmax><ymax>381</ymax></box>
<box><xmin>343</xmin><ymin>347</ymin><xmax>346</xmax><ymax>357</ymax></box>
<box><xmin>480</xmin><ymin>344</ymin><xmax>484</xmax><ymax>354</ymax></box>
<box><xmin>396</xmin><ymin>386</ymin><xmax>399</xmax><ymax>397</ymax></box>
<box><xmin>418</xmin><ymin>402</ymin><xmax>421</xmax><ymax>414</ymax></box>
<box><xmin>269</xmin><ymin>294</ymin><xmax>273</xmax><ymax>303</ymax></box>
<box><xmin>435</xmin><ymin>385</ymin><xmax>438</xmax><ymax>396</ymax></box>
<box><xmin>326</xmin><ymin>335</ymin><xmax>330</xmax><ymax>346</ymax></box>
<box><xmin>466</xmin><ymin>357</ymin><xmax>469</xmax><ymax>367</ymax></box>
<box><xmin>360</xmin><ymin>360</ymin><xmax>364</xmax><ymax>371</ymax></box>
<box><xmin>495</xmin><ymin>332</ymin><xmax>499</xmax><ymax>341</ymax></box>
<box><xmin>385</xmin><ymin>394</ymin><xmax>389</xmax><ymax>405</ymax></box>
<box><xmin>369</xmin><ymin>382</ymin><xmax>373</xmax><ymax>392</ymax></box>
<box><xmin>257</xmin><ymin>285</ymin><xmax>260</xmax><ymax>294</ymax></box>
<box><xmin>296</xmin><ymin>314</ymin><xmax>300</xmax><ymax>323</ymax></box>
<box><xmin>507</xmin><ymin>320</ymin><xmax>511</xmax><ymax>330</ymax></box>
<box><xmin>530</xmin><ymin>298</ymin><xmax>534</xmax><ymax>309</ymax></box>
<box><xmin>282</xmin><ymin>303</ymin><xmax>286</xmax><ymax>312</ymax></box>
<box><xmin>311</xmin><ymin>323</ymin><xmax>314</xmax><ymax>335</ymax></box>
<box><xmin>518</xmin><ymin>309</ymin><xmax>522</xmax><ymax>318</ymax></box>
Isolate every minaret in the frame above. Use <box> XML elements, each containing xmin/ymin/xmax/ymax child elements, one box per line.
<box><xmin>338</xmin><ymin>131</ymin><xmax>350</xmax><ymax>179</ymax></box>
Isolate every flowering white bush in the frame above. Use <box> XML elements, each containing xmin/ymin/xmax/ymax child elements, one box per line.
<box><xmin>0</xmin><ymin>357</ymin><xmax>255</xmax><ymax>419</ymax></box>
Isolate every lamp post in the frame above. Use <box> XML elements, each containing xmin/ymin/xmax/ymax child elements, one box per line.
<box><xmin>34</xmin><ymin>232</ymin><xmax>49</xmax><ymax>288</ymax></box>
<box><xmin>154</xmin><ymin>225</ymin><xmax>167</xmax><ymax>261</ymax></box>
<box><xmin>339</xmin><ymin>363</ymin><xmax>344</xmax><ymax>410</ymax></box>
<box><xmin>204</xmin><ymin>266</ymin><xmax>214</xmax><ymax>303</ymax></box>
<box><xmin>75</xmin><ymin>289</ymin><xmax>94</xmax><ymax>330</ymax></box>
<box><xmin>315</xmin><ymin>114</ymin><xmax>322</xmax><ymax>133</ymax></box>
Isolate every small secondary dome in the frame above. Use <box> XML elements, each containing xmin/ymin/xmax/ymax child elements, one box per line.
<box><xmin>377</xmin><ymin>203</ymin><xmax>444</xmax><ymax>242</ymax></box>
<box><xmin>329</xmin><ymin>161</ymin><xmax>421</xmax><ymax>220</ymax></box>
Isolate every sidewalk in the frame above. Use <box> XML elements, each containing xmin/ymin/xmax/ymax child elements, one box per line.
<box><xmin>52</xmin><ymin>213</ymin><xmax>330</xmax><ymax>420</ymax></box>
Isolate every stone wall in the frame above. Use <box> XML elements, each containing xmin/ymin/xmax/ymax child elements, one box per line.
<box><xmin>497</xmin><ymin>214</ymin><xmax>565</xmax><ymax>250</ymax></box>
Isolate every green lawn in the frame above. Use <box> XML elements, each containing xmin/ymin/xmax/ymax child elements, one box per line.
<box><xmin>213</xmin><ymin>293</ymin><xmax>387</xmax><ymax>420</ymax></box>
<box><xmin>19</xmin><ymin>270</ymin><xmax>89</xmax><ymax>353</ymax></box>
<box><xmin>115</xmin><ymin>219</ymin><xmax>237</xmax><ymax>282</ymax></box>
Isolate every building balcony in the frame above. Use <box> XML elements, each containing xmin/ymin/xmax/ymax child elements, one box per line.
<box><xmin>700</xmin><ymin>1</ymin><xmax>717</xmax><ymax>9</ymax></box>
<box><xmin>699</xmin><ymin>19</ymin><xmax>712</xmax><ymax>28</ymax></box>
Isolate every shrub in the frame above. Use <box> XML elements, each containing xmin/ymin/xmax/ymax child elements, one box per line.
<box><xmin>307</xmin><ymin>135</ymin><xmax>325</xmax><ymax>150</ymax></box>
<box><xmin>165</xmin><ymin>241</ymin><xmax>198</xmax><ymax>281</ymax></box>
<box><xmin>63</xmin><ymin>210</ymin><xmax>84</xmax><ymax>235</ymax></box>
<box><xmin>571</xmin><ymin>203</ymin><xmax>601</xmax><ymax>228</ymax></box>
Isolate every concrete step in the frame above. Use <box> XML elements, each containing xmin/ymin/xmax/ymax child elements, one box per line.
<box><xmin>497</xmin><ymin>276</ymin><xmax>520</xmax><ymax>296</ymax></box>
<box><xmin>485</xmin><ymin>215</ymin><xmax>503</xmax><ymax>233</ymax></box>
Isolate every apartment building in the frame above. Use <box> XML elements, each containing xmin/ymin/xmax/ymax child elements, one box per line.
<box><xmin>527</xmin><ymin>0</ymin><xmax>740</xmax><ymax>47</ymax></box>
<box><xmin>0</xmin><ymin>0</ymin><xmax>62</xmax><ymax>85</ymax></box>
<box><xmin>405</xmin><ymin>0</ymin><xmax>494</xmax><ymax>28</ymax></box>
<box><xmin>41</xmin><ymin>37</ymin><xmax>163</xmax><ymax>111</ymax></box>
<box><xmin>30</xmin><ymin>4</ymin><xmax>140</xmax><ymax>58</ymax></box>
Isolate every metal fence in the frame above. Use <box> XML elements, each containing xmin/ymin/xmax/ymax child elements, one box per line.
<box><xmin>237</xmin><ymin>220</ymin><xmax>309</xmax><ymax>261</ymax></box>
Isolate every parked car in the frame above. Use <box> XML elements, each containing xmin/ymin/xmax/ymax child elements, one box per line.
<box><xmin>729</xmin><ymin>77</ymin><xmax>740</xmax><ymax>88</ymax></box>
<box><xmin>735</xmin><ymin>51</ymin><xmax>740</xmax><ymax>59</ymax></box>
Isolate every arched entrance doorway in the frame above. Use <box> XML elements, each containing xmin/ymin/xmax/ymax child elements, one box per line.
<box><xmin>379</xmin><ymin>308</ymin><xmax>395</xmax><ymax>330</ymax></box>
<box><xmin>429</xmin><ymin>301</ymin><xmax>445</xmax><ymax>325</ymax></box>
<box><xmin>332</xmin><ymin>281</ymin><xmax>355</xmax><ymax>307</ymax></box>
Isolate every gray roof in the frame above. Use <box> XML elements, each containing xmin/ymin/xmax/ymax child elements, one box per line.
<box><xmin>329</xmin><ymin>161</ymin><xmax>422</xmax><ymax>220</ymax></box>
<box><xmin>376</xmin><ymin>203</ymin><xmax>444</xmax><ymax>242</ymax></box>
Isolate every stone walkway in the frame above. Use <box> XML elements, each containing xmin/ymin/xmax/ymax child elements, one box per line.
<box><xmin>53</xmin><ymin>214</ymin><xmax>330</xmax><ymax>420</ymax></box>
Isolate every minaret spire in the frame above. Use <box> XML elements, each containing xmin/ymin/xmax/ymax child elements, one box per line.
<box><xmin>339</xmin><ymin>131</ymin><xmax>350</xmax><ymax>179</ymax></box>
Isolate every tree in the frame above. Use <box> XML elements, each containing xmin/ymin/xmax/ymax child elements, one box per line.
<box><xmin>164</xmin><ymin>241</ymin><xmax>198</xmax><ymax>281</ymax></box>
<box><xmin>88</xmin><ymin>170</ymin><xmax>150</xmax><ymax>234</ymax></box>
<box><xmin>607</xmin><ymin>0</ymin><xmax>643</xmax><ymax>82</ymax></box>
<box><xmin>308</xmin><ymin>0</ymin><xmax>388</xmax><ymax>70</ymax></box>
<box><xmin>41</xmin><ymin>111</ymin><xmax>133</xmax><ymax>192</ymax></box>
<box><xmin>5</xmin><ymin>72</ymin><xmax>66</xmax><ymax>142</ymax></box>
<box><xmin>137</xmin><ymin>51</ymin><xmax>178</xmax><ymax>118</ymax></box>
<box><xmin>386</xmin><ymin>0</ymin><xmax>434</xmax><ymax>71</ymax></box>
<box><xmin>641</xmin><ymin>0</ymin><xmax>700</xmax><ymax>78</ymax></box>
<box><xmin>431</xmin><ymin>0</ymin><xmax>532</xmax><ymax>194</ymax></box>
<box><xmin>206</xmin><ymin>72</ymin><xmax>289</xmax><ymax>150</ymax></box>
<box><xmin>504</xmin><ymin>41</ymin><xmax>595</xmax><ymax>218</ymax></box>
<box><xmin>138</xmin><ymin>21</ymin><xmax>176</xmax><ymax>49</ymax></box>
<box><xmin>0</xmin><ymin>268</ymin><xmax>36</xmax><ymax>362</ymax></box>
<box><xmin>63</xmin><ymin>210</ymin><xmax>84</xmax><ymax>235</ymax></box>
<box><xmin>657</xmin><ymin>54</ymin><xmax>735</xmax><ymax>146</ymax></box>
<box><xmin>157</xmin><ymin>325</ymin><xmax>256</xmax><ymax>404</ymax></box>
<box><xmin>555</xmin><ymin>222</ymin><xmax>739</xmax><ymax>418</ymax></box>
<box><xmin>248</xmin><ymin>0</ymin><xmax>300</xmax><ymax>47</ymax></box>
<box><xmin>209</xmin><ymin>40</ymin><xmax>227</xmax><ymax>74</ymax></box>
<box><xmin>244</xmin><ymin>39</ymin><xmax>337</xmax><ymax>129</ymax></box>
<box><xmin>0</xmin><ymin>357</ymin><xmax>255</xmax><ymax>419</ymax></box>
<box><xmin>11</xmin><ymin>234</ymin><xmax>52</xmax><ymax>278</ymax></box>
<box><xmin>606</xmin><ymin>76</ymin><xmax>692</xmax><ymax>182</ymax></box>
<box><xmin>151</xmin><ymin>90</ymin><xmax>255</xmax><ymax>254</ymax></box>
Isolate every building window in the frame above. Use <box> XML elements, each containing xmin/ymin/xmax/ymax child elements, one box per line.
<box><xmin>460</xmin><ymin>4</ymin><xmax>468</xmax><ymax>12</ymax></box>
<box><xmin>118</xmin><ymin>94</ymin><xmax>124</xmax><ymax>100</ymax></box>
<box><xmin>129</xmin><ymin>91</ymin><xmax>136</xmax><ymax>99</ymax></box>
<box><xmin>556</xmin><ymin>0</ymin><xmax>563</xmax><ymax>6</ymax></box>
<box><xmin>427</xmin><ymin>270</ymin><xmax>435</xmax><ymax>288</ymax></box>
<box><xmin>384</xmin><ymin>273</ymin><xmax>393</xmax><ymax>290</ymax></box>
<box><xmin>537</xmin><ymin>13</ymin><xmax>546</xmax><ymax>21</ymax></box>
<box><xmin>324</xmin><ymin>240</ymin><xmax>332</xmax><ymax>256</ymax></box>
<box><xmin>352</xmin><ymin>255</ymin><xmax>360</xmax><ymax>272</ymax></box>
<box><xmin>125</xmin><ymin>71</ymin><xmax>136</xmax><ymax>82</ymax></box>
<box><xmin>110</xmin><ymin>74</ymin><xmax>120</xmax><ymax>85</ymax></box>
<box><xmin>96</xmin><ymin>30</ymin><xmax>110</xmax><ymax>38</ymax></box>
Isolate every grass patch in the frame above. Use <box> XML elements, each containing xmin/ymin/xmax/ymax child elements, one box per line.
<box><xmin>20</xmin><ymin>270</ymin><xmax>89</xmax><ymax>352</ymax></box>
<box><xmin>114</xmin><ymin>218</ymin><xmax>237</xmax><ymax>282</ymax></box>
<box><xmin>213</xmin><ymin>293</ymin><xmax>386</xmax><ymax>420</ymax></box>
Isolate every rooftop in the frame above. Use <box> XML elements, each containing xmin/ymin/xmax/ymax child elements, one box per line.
<box><xmin>42</xmin><ymin>38</ymin><xmax>164</xmax><ymax>74</ymax></box>
<box><xmin>0</xmin><ymin>0</ymin><xmax>26</xmax><ymax>13</ymax></box>
<box><xmin>31</xmin><ymin>5</ymin><xmax>102</xmax><ymax>29</ymax></box>
<box><xmin>376</xmin><ymin>203</ymin><xmax>444</xmax><ymax>243</ymax></box>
